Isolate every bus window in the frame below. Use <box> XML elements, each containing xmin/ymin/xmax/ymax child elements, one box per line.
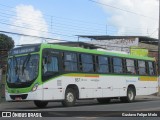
<box><xmin>43</xmin><ymin>56</ymin><xmax>58</xmax><ymax>74</ymax></box>
<box><xmin>81</xmin><ymin>54</ymin><xmax>94</xmax><ymax>72</ymax></box>
<box><xmin>126</xmin><ymin>59</ymin><xmax>136</xmax><ymax>74</ymax></box>
<box><xmin>138</xmin><ymin>60</ymin><xmax>147</xmax><ymax>75</ymax></box>
<box><xmin>63</xmin><ymin>52</ymin><xmax>78</xmax><ymax>71</ymax></box>
<box><xmin>148</xmin><ymin>61</ymin><xmax>155</xmax><ymax>75</ymax></box>
<box><xmin>97</xmin><ymin>56</ymin><xmax>109</xmax><ymax>73</ymax></box>
<box><xmin>113</xmin><ymin>57</ymin><xmax>123</xmax><ymax>73</ymax></box>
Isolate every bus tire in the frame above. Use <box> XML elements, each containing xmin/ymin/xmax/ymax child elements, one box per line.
<box><xmin>120</xmin><ymin>87</ymin><xmax>135</xmax><ymax>103</ymax></box>
<box><xmin>62</xmin><ymin>88</ymin><xmax>76</xmax><ymax>107</ymax></box>
<box><xmin>97</xmin><ymin>98</ymin><xmax>110</xmax><ymax>104</ymax></box>
<box><xmin>34</xmin><ymin>100</ymin><xmax>48</xmax><ymax>108</ymax></box>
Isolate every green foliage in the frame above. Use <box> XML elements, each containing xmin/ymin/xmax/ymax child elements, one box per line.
<box><xmin>0</xmin><ymin>34</ymin><xmax>14</xmax><ymax>50</ymax></box>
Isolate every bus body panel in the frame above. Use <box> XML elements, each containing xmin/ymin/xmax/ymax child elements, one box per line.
<box><xmin>41</xmin><ymin>74</ymin><xmax>158</xmax><ymax>100</ymax></box>
<box><xmin>6</xmin><ymin>74</ymin><xmax>158</xmax><ymax>101</ymax></box>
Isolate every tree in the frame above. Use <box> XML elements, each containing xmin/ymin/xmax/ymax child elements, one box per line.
<box><xmin>0</xmin><ymin>34</ymin><xmax>14</xmax><ymax>50</ymax></box>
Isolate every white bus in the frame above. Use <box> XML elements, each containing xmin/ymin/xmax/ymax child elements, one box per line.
<box><xmin>6</xmin><ymin>43</ymin><xmax>158</xmax><ymax>108</ymax></box>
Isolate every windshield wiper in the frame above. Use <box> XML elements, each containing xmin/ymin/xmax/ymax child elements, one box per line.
<box><xmin>22</xmin><ymin>54</ymin><xmax>31</xmax><ymax>75</ymax></box>
<box><xmin>13</xmin><ymin>56</ymin><xmax>21</xmax><ymax>83</ymax></box>
<box><xmin>13</xmin><ymin>56</ymin><xmax>18</xmax><ymax>75</ymax></box>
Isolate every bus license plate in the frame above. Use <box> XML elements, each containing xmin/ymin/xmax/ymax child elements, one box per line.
<box><xmin>15</xmin><ymin>97</ymin><xmax>22</xmax><ymax>101</ymax></box>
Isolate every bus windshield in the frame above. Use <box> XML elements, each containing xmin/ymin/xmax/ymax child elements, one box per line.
<box><xmin>7</xmin><ymin>54</ymin><xmax>39</xmax><ymax>83</ymax></box>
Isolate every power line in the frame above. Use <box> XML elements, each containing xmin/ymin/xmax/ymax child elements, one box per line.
<box><xmin>0</xmin><ymin>3</ymin><xmax>157</xmax><ymax>30</ymax></box>
<box><xmin>0</xmin><ymin>21</ymin><xmax>76</xmax><ymax>38</ymax></box>
<box><xmin>0</xmin><ymin>19</ymin><xmax>105</xmax><ymax>35</ymax></box>
<box><xmin>0</xmin><ymin>30</ymin><xmax>73</xmax><ymax>43</ymax></box>
<box><xmin>0</xmin><ymin>10</ymin><xmax>109</xmax><ymax>34</ymax></box>
<box><xmin>0</xmin><ymin>3</ymin><xmax>158</xmax><ymax>38</ymax></box>
<box><xmin>0</xmin><ymin>8</ymin><xmax>50</xmax><ymax>22</ymax></box>
<box><xmin>0</xmin><ymin>12</ymin><xmax>108</xmax><ymax>34</ymax></box>
<box><xmin>149</xmin><ymin>28</ymin><xmax>158</xmax><ymax>37</ymax></box>
<box><xmin>0</xmin><ymin>17</ymin><xmax>154</xmax><ymax>37</ymax></box>
<box><xmin>0</xmin><ymin>11</ymin><xmax>51</xmax><ymax>26</ymax></box>
<box><xmin>0</xmin><ymin>8</ymin><xmax>157</xmax><ymax>39</ymax></box>
<box><xmin>0</xmin><ymin>12</ymin><xmax>148</xmax><ymax>36</ymax></box>
<box><xmin>89</xmin><ymin>0</ymin><xmax>158</xmax><ymax>21</ymax></box>
<box><xmin>0</xmin><ymin>4</ymin><xmax>107</xmax><ymax>26</ymax></box>
<box><xmin>0</xmin><ymin>13</ymin><xmax>156</xmax><ymax>35</ymax></box>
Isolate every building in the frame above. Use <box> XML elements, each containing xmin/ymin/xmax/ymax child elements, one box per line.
<box><xmin>54</xmin><ymin>35</ymin><xmax>158</xmax><ymax>59</ymax></box>
<box><xmin>78</xmin><ymin>35</ymin><xmax>158</xmax><ymax>59</ymax></box>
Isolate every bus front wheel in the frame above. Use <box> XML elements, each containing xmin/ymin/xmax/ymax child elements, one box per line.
<box><xmin>120</xmin><ymin>87</ymin><xmax>135</xmax><ymax>103</ymax></box>
<box><xmin>34</xmin><ymin>100</ymin><xmax>48</xmax><ymax>108</ymax></box>
<box><xmin>62</xmin><ymin>88</ymin><xmax>76</xmax><ymax>107</ymax></box>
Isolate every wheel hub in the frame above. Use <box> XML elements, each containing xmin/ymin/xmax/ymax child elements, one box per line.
<box><xmin>66</xmin><ymin>93</ymin><xmax>74</xmax><ymax>102</ymax></box>
<box><xmin>128</xmin><ymin>91</ymin><xmax>134</xmax><ymax>100</ymax></box>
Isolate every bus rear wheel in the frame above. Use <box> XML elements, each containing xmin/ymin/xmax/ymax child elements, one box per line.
<box><xmin>120</xmin><ymin>87</ymin><xmax>135</xmax><ymax>103</ymax></box>
<box><xmin>97</xmin><ymin>98</ymin><xmax>110</xmax><ymax>104</ymax></box>
<box><xmin>34</xmin><ymin>100</ymin><xmax>48</xmax><ymax>108</ymax></box>
<box><xmin>62</xmin><ymin>88</ymin><xmax>76</xmax><ymax>107</ymax></box>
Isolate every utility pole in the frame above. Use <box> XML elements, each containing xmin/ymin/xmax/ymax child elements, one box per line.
<box><xmin>158</xmin><ymin>0</ymin><xmax>160</xmax><ymax>75</ymax></box>
<box><xmin>158</xmin><ymin>0</ymin><xmax>160</xmax><ymax>95</ymax></box>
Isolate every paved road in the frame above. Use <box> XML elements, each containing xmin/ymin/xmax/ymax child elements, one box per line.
<box><xmin>0</xmin><ymin>95</ymin><xmax>160</xmax><ymax>119</ymax></box>
<box><xmin>0</xmin><ymin>95</ymin><xmax>160</xmax><ymax>111</ymax></box>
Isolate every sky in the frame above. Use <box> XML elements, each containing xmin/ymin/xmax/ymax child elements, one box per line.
<box><xmin>0</xmin><ymin>0</ymin><xmax>158</xmax><ymax>46</ymax></box>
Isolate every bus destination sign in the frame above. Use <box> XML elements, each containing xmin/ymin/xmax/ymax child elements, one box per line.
<box><xmin>9</xmin><ymin>46</ymin><xmax>40</xmax><ymax>55</ymax></box>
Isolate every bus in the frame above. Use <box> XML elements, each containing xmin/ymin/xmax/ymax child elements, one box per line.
<box><xmin>6</xmin><ymin>43</ymin><xmax>158</xmax><ymax>108</ymax></box>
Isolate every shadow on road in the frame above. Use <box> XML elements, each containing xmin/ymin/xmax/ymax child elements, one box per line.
<box><xmin>5</xmin><ymin>98</ymin><xmax>158</xmax><ymax>110</ymax></box>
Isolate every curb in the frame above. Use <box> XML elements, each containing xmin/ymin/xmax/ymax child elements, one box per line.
<box><xmin>135</xmin><ymin>95</ymin><xmax>160</xmax><ymax>100</ymax></box>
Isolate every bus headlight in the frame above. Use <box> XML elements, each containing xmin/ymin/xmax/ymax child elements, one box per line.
<box><xmin>32</xmin><ymin>83</ymin><xmax>39</xmax><ymax>92</ymax></box>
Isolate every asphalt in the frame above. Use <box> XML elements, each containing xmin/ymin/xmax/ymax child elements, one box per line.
<box><xmin>0</xmin><ymin>95</ymin><xmax>160</xmax><ymax>120</ymax></box>
<box><xmin>0</xmin><ymin>95</ymin><xmax>160</xmax><ymax>110</ymax></box>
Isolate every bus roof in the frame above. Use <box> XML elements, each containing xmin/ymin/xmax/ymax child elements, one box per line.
<box><xmin>41</xmin><ymin>43</ymin><xmax>155</xmax><ymax>61</ymax></box>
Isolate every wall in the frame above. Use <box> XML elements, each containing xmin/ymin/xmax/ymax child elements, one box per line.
<box><xmin>87</xmin><ymin>37</ymin><xmax>139</xmax><ymax>53</ymax></box>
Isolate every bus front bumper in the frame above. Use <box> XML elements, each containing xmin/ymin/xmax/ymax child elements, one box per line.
<box><xmin>5</xmin><ymin>89</ymin><xmax>43</xmax><ymax>101</ymax></box>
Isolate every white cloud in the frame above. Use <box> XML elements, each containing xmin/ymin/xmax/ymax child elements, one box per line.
<box><xmin>11</xmin><ymin>5</ymin><xmax>48</xmax><ymax>45</ymax></box>
<box><xmin>99</xmin><ymin>0</ymin><xmax>159</xmax><ymax>38</ymax></box>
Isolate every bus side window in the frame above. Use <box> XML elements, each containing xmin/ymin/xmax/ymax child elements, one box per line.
<box><xmin>138</xmin><ymin>60</ymin><xmax>147</xmax><ymax>75</ymax></box>
<box><xmin>42</xmin><ymin>56</ymin><xmax>58</xmax><ymax>74</ymax></box>
<box><xmin>126</xmin><ymin>59</ymin><xmax>136</xmax><ymax>74</ymax></box>
<box><xmin>63</xmin><ymin>52</ymin><xmax>78</xmax><ymax>72</ymax></box>
<box><xmin>113</xmin><ymin>57</ymin><xmax>123</xmax><ymax>74</ymax></box>
<box><xmin>97</xmin><ymin>56</ymin><xmax>109</xmax><ymax>73</ymax></box>
<box><xmin>148</xmin><ymin>61</ymin><xmax>155</xmax><ymax>76</ymax></box>
<box><xmin>80</xmin><ymin>54</ymin><xmax>94</xmax><ymax>72</ymax></box>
